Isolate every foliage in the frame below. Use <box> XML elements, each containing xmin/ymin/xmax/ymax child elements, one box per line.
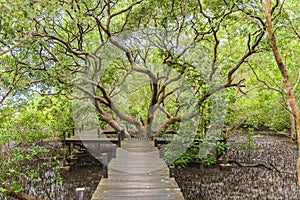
<box><xmin>238</xmin><ymin>129</ymin><xmax>260</xmax><ymax>162</ymax></box>
<box><xmin>165</xmin><ymin>140</ymin><xmax>201</xmax><ymax>168</ymax></box>
<box><xmin>213</xmin><ymin>141</ymin><xmax>228</xmax><ymax>157</ymax></box>
<box><xmin>0</xmin><ymin>143</ymin><xmax>63</xmax><ymax>199</ymax></box>
<box><xmin>227</xmin><ymin>0</ymin><xmax>300</xmax><ymax>132</ymax></box>
<box><xmin>164</xmin><ymin>132</ymin><xmax>228</xmax><ymax>167</ymax></box>
<box><xmin>203</xmin><ymin>153</ymin><xmax>217</xmax><ymax>166</ymax></box>
<box><xmin>0</xmin><ymin>94</ymin><xmax>73</xmax><ymax>146</ymax></box>
<box><xmin>0</xmin><ymin>0</ymin><xmax>300</xmax><ymax>197</ymax></box>
<box><xmin>230</xmin><ymin>87</ymin><xmax>290</xmax><ymax>131</ymax></box>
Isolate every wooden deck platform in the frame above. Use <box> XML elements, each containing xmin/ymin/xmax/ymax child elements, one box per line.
<box><xmin>63</xmin><ymin>129</ymin><xmax>122</xmax><ymax>149</ymax></box>
<box><xmin>91</xmin><ymin>139</ymin><xmax>184</xmax><ymax>200</ymax></box>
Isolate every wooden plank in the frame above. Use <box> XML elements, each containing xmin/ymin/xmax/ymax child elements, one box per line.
<box><xmin>94</xmin><ymin>188</ymin><xmax>182</xmax><ymax>195</ymax></box>
<box><xmin>92</xmin><ymin>196</ymin><xmax>180</xmax><ymax>200</ymax></box>
<box><xmin>98</xmin><ymin>176</ymin><xmax>178</xmax><ymax>182</ymax></box>
<box><xmin>97</xmin><ymin>180</ymin><xmax>180</xmax><ymax>189</ymax></box>
<box><xmin>93</xmin><ymin>192</ymin><xmax>183</xmax><ymax>199</ymax></box>
<box><xmin>106</xmin><ymin>175</ymin><xmax>174</xmax><ymax>181</ymax></box>
<box><xmin>92</xmin><ymin>193</ymin><xmax>184</xmax><ymax>200</ymax></box>
<box><xmin>65</xmin><ymin>137</ymin><xmax>119</xmax><ymax>142</ymax></box>
<box><xmin>108</xmin><ymin>170</ymin><xmax>171</xmax><ymax>178</ymax></box>
<box><xmin>92</xmin><ymin>189</ymin><xmax>184</xmax><ymax>199</ymax></box>
<box><xmin>92</xmin><ymin>188</ymin><xmax>184</xmax><ymax>199</ymax></box>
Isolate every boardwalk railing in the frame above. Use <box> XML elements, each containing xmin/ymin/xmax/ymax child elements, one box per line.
<box><xmin>153</xmin><ymin>130</ymin><xmax>178</xmax><ymax>147</ymax></box>
<box><xmin>61</xmin><ymin>128</ymin><xmax>125</xmax><ymax>177</ymax></box>
<box><xmin>61</xmin><ymin>128</ymin><xmax>125</xmax><ymax>154</ymax></box>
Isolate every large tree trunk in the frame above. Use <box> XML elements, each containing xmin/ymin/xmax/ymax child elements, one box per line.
<box><xmin>104</xmin><ymin>117</ymin><xmax>131</xmax><ymax>138</ymax></box>
<box><xmin>287</xmin><ymin>101</ymin><xmax>297</xmax><ymax>141</ymax></box>
<box><xmin>137</xmin><ymin>126</ymin><xmax>151</xmax><ymax>138</ymax></box>
<box><xmin>262</xmin><ymin>0</ymin><xmax>300</xmax><ymax>188</ymax></box>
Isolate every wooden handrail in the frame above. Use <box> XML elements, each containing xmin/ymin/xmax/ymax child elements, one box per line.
<box><xmin>99</xmin><ymin>129</ymin><xmax>121</xmax><ymax>147</ymax></box>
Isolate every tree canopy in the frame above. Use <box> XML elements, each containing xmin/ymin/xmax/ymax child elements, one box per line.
<box><xmin>1</xmin><ymin>0</ymin><xmax>300</xmax><ymax>198</ymax></box>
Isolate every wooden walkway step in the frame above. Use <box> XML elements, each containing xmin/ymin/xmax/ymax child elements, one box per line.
<box><xmin>91</xmin><ymin>139</ymin><xmax>184</xmax><ymax>200</ymax></box>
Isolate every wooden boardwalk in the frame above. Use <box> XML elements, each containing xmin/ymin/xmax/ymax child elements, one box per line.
<box><xmin>64</xmin><ymin>129</ymin><xmax>121</xmax><ymax>145</ymax></box>
<box><xmin>91</xmin><ymin>139</ymin><xmax>184</xmax><ymax>200</ymax></box>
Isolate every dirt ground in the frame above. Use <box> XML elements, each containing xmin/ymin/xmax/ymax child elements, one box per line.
<box><xmin>1</xmin><ymin>132</ymin><xmax>299</xmax><ymax>200</ymax></box>
<box><xmin>174</xmin><ymin>132</ymin><xmax>300</xmax><ymax>200</ymax></box>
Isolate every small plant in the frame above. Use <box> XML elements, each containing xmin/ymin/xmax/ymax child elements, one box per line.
<box><xmin>239</xmin><ymin>128</ymin><xmax>259</xmax><ymax>162</ymax></box>
<box><xmin>172</xmin><ymin>154</ymin><xmax>192</xmax><ymax>168</ymax></box>
<box><xmin>203</xmin><ymin>153</ymin><xmax>217</xmax><ymax>166</ymax></box>
<box><xmin>164</xmin><ymin>140</ymin><xmax>200</xmax><ymax>168</ymax></box>
<box><xmin>213</xmin><ymin>141</ymin><xmax>228</xmax><ymax>158</ymax></box>
<box><xmin>164</xmin><ymin>130</ymin><xmax>229</xmax><ymax>168</ymax></box>
<box><xmin>219</xmin><ymin>132</ymin><xmax>227</xmax><ymax>140</ymax></box>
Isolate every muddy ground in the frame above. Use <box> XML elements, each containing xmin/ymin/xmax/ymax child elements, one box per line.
<box><xmin>174</xmin><ymin>132</ymin><xmax>300</xmax><ymax>200</ymax></box>
<box><xmin>1</xmin><ymin>132</ymin><xmax>299</xmax><ymax>200</ymax></box>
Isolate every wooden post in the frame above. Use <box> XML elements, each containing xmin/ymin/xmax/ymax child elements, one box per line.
<box><xmin>120</xmin><ymin>129</ymin><xmax>125</xmax><ymax>140</ymax></box>
<box><xmin>62</xmin><ymin>130</ymin><xmax>66</xmax><ymax>143</ymax></box>
<box><xmin>75</xmin><ymin>188</ymin><xmax>85</xmax><ymax>200</ymax></box>
<box><xmin>108</xmin><ymin>144</ymin><xmax>117</xmax><ymax>159</ymax></box>
<box><xmin>102</xmin><ymin>153</ymin><xmax>108</xmax><ymax>178</ymax></box>
<box><xmin>154</xmin><ymin>139</ymin><xmax>158</xmax><ymax>147</ymax></box>
<box><xmin>62</xmin><ymin>130</ymin><xmax>71</xmax><ymax>155</ymax></box>
<box><xmin>159</xmin><ymin>148</ymin><xmax>163</xmax><ymax>158</ymax></box>
<box><xmin>68</xmin><ymin>143</ymin><xmax>71</xmax><ymax>154</ymax></box>
<box><xmin>62</xmin><ymin>130</ymin><xmax>66</xmax><ymax>165</ymax></box>
<box><xmin>112</xmin><ymin>145</ymin><xmax>117</xmax><ymax>158</ymax></box>
<box><xmin>97</xmin><ymin>128</ymin><xmax>100</xmax><ymax>138</ymax></box>
<box><xmin>72</xmin><ymin>128</ymin><xmax>75</xmax><ymax>136</ymax></box>
<box><xmin>79</xmin><ymin>124</ymin><xmax>83</xmax><ymax>132</ymax></box>
<box><xmin>117</xmin><ymin>133</ymin><xmax>121</xmax><ymax>147</ymax></box>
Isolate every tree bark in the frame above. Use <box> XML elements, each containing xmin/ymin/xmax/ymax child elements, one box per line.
<box><xmin>287</xmin><ymin>101</ymin><xmax>297</xmax><ymax>141</ymax></box>
<box><xmin>262</xmin><ymin>0</ymin><xmax>300</xmax><ymax>188</ymax></box>
<box><xmin>137</xmin><ymin>126</ymin><xmax>151</xmax><ymax>138</ymax></box>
